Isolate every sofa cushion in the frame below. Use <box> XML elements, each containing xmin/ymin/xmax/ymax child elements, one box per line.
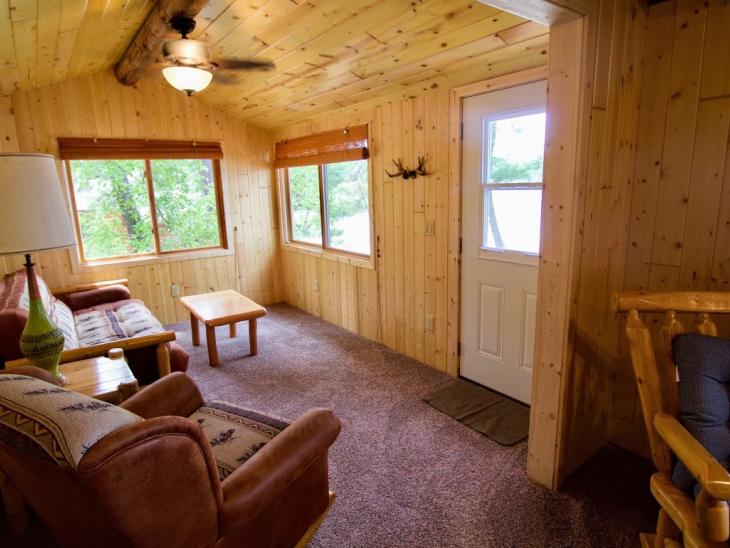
<box><xmin>189</xmin><ymin>401</ymin><xmax>289</xmax><ymax>480</ymax></box>
<box><xmin>74</xmin><ymin>300</ymin><xmax>164</xmax><ymax>347</ymax></box>
<box><xmin>671</xmin><ymin>333</ymin><xmax>730</xmax><ymax>494</ymax></box>
<box><xmin>0</xmin><ymin>374</ymin><xmax>141</xmax><ymax>469</ymax></box>
<box><xmin>51</xmin><ymin>299</ymin><xmax>79</xmax><ymax>350</ymax></box>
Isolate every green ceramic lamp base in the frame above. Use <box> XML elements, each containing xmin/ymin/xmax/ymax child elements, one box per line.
<box><xmin>18</xmin><ymin>254</ymin><xmax>66</xmax><ymax>385</ymax></box>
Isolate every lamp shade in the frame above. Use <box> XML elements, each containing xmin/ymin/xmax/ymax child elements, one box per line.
<box><xmin>162</xmin><ymin>66</ymin><xmax>213</xmax><ymax>95</ymax></box>
<box><xmin>0</xmin><ymin>153</ymin><xmax>76</xmax><ymax>255</ymax></box>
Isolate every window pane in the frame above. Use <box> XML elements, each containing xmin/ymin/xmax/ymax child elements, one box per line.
<box><xmin>288</xmin><ymin>165</ymin><xmax>323</xmax><ymax>244</ymax></box>
<box><xmin>484</xmin><ymin>189</ymin><xmax>542</xmax><ymax>254</ymax></box>
<box><xmin>69</xmin><ymin>160</ymin><xmax>153</xmax><ymax>259</ymax></box>
<box><xmin>485</xmin><ymin>111</ymin><xmax>546</xmax><ymax>184</ymax></box>
<box><xmin>150</xmin><ymin>159</ymin><xmax>222</xmax><ymax>252</ymax></box>
<box><xmin>323</xmin><ymin>160</ymin><xmax>370</xmax><ymax>255</ymax></box>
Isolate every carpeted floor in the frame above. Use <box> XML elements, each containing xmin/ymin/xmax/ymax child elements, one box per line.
<box><xmin>1</xmin><ymin>303</ymin><xmax>656</xmax><ymax>547</ymax></box>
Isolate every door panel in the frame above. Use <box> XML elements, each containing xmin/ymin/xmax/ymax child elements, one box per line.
<box><xmin>478</xmin><ymin>283</ymin><xmax>504</xmax><ymax>359</ymax></box>
<box><xmin>460</xmin><ymin>80</ymin><xmax>547</xmax><ymax>404</ymax></box>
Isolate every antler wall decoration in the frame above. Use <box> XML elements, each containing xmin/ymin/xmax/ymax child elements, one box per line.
<box><xmin>386</xmin><ymin>156</ymin><xmax>429</xmax><ymax>179</ymax></box>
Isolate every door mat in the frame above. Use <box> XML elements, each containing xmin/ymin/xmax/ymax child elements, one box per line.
<box><xmin>424</xmin><ymin>379</ymin><xmax>529</xmax><ymax>446</ymax></box>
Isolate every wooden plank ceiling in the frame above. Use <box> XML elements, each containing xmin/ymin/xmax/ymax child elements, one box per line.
<box><xmin>1</xmin><ymin>0</ymin><xmax>548</xmax><ymax>129</ymax></box>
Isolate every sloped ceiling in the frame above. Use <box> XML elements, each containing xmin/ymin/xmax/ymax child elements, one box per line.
<box><xmin>1</xmin><ymin>0</ymin><xmax>548</xmax><ymax>129</ymax></box>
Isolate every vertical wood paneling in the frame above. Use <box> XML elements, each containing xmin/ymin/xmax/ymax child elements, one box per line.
<box><xmin>273</xmin><ymin>85</ymin><xmax>461</xmax><ymax>371</ymax></box>
<box><xmin>0</xmin><ymin>70</ymin><xmax>281</xmax><ymax>326</ymax></box>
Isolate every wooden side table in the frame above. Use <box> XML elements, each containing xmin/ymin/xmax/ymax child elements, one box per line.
<box><xmin>180</xmin><ymin>289</ymin><xmax>266</xmax><ymax>367</ymax></box>
<box><xmin>60</xmin><ymin>348</ymin><xmax>139</xmax><ymax>403</ymax></box>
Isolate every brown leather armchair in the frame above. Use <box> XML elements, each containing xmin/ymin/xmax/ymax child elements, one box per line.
<box><xmin>0</xmin><ymin>370</ymin><xmax>341</xmax><ymax>548</ymax></box>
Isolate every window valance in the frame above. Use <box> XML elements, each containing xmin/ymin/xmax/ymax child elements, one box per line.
<box><xmin>57</xmin><ymin>138</ymin><xmax>223</xmax><ymax>160</ymax></box>
<box><xmin>274</xmin><ymin>125</ymin><xmax>369</xmax><ymax>168</ymax></box>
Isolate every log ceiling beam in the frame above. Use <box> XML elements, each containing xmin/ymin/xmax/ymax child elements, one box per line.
<box><xmin>477</xmin><ymin>0</ymin><xmax>596</xmax><ymax>26</ymax></box>
<box><xmin>115</xmin><ymin>0</ymin><xmax>209</xmax><ymax>86</ymax></box>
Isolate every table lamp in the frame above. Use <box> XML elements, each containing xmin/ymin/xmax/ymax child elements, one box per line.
<box><xmin>0</xmin><ymin>153</ymin><xmax>77</xmax><ymax>382</ymax></box>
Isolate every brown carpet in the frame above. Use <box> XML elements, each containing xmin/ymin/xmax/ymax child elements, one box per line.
<box><xmin>425</xmin><ymin>379</ymin><xmax>530</xmax><ymax>445</ymax></box>
<box><xmin>1</xmin><ymin>303</ymin><xmax>656</xmax><ymax>547</ymax></box>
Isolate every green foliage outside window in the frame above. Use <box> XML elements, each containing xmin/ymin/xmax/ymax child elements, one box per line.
<box><xmin>288</xmin><ymin>165</ymin><xmax>322</xmax><ymax>244</ymax></box>
<box><xmin>150</xmin><ymin>159</ymin><xmax>221</xmax><ymax>252</ymax></box>
<box><xmin>69</xmin><ymin>158</ymin><xmax>222</xmax><ymax>260</ymax></box>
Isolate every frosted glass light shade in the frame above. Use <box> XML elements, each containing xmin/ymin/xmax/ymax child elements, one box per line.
<box><xmin>162</xmin><ymin>66</ymin><xmax>213</xmax><ymax>95</ymax></box>
<box><xmin>0</xmin><ymin>153</ymin><xmax>76</xmax><ymax>255</ymax></box>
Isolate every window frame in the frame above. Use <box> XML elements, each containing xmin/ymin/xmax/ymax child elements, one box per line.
<box><xmin>479</xmin><ymin>105</ymin><xmax>546</xmax><ymax>264</ymax></box>
<box><xmin>276</xmin><ymin>157</ymin><xmax>377</xmax><ymax>268</ymax></box>
<box><xmin>64</xmin><ymin>156</ymin><xmax>228</xmax><ymax>265</ymax></box>
<box><xmin>282</xmin><ymin>159</ymin><xmax>373</xmax><ymax>261</ymax></box>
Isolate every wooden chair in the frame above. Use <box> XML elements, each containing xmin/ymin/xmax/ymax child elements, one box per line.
<box><xmin>614</xmin><ymin>292</ymin><xmax>730</xmax><ymax>548</ymax></box>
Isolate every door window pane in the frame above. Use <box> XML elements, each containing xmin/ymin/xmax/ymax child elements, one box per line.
<box><xmin>484</xmin><ymin>189</ymin><xmax>542</xmax><ymax>254</ymax></box>
<box><xmin>485</xmin><ymin>111</ymin><xmax>546</xmax><ymax>184</ymax></box>
<box><xmin>69</xmin><ymin>160</ymin><xmax>154</xmax><ymax>259</ymax></box>
<box><xmin>288</xmin><ymin>165</ymin><xmax>322</xmax><ymax>244</ymax></box>
<box><xmin>150</xmin><ymin>159</ymin><xmax>222</xmax><ymax>252</ymax></box>
<box><xmin>323</xmin><ymin>160</ymin><xmax>370</xmax><ymax>255</ymax></box>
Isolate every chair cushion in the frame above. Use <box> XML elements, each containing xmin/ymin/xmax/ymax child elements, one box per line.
<box><xmin>671</xmin><ymin>333</ymin><xmax>730</xmax><ymax>494</ymax></box>
<box><xmin>74</xmin><ymin>300</ymin><xmax>164</xmax><ymax>347</ymax></box>
<box><xmin>189</xmin><ymin>401</ymin><xmax>289</xmax><ymax>480</ymax></box>
<box><xmin>0</xmin><ymin>374</ymin><xmax>142</xmax><ymax>469</ymax></box>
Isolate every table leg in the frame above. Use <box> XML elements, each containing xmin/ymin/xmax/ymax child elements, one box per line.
<box><xmin>206</xmin><ymin>325</ymin><xmax>219</xmax><ymax>367</ymax></box>
<box><xmin>190</xmin><ymin>313</ymin><xmax>200</xmax><ymax>346</ymax></box>
<box><xmin>229</xmin><ymin>322</ymin><xmax>237</xmax><ymax>338</ymax></box>
<box><xmin>249</xmin><ymin>318</ymin><xmax>258</xmax><ymax>356</ymax></box>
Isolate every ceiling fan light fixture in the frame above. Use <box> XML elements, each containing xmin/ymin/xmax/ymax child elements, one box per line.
<box><xmin>162</xmin><ymin>66</ymin><xmax>212</xmax><ymax>96</ymax></box>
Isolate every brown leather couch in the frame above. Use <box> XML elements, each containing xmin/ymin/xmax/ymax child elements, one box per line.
<box><xmin>0</xmin><ymin>269</ymin><xmax>188</xmax><ymax>384</ymax></box>
<box><xmin>0</xmin><ymin>369</ymin><xmax>341</xmax><ymax>547</ymax></box>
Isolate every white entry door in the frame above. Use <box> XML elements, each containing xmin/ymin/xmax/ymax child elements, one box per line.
<box><xmin>460</xmin><ymin>81</ymin><xmax>547</xmax><ymax>404</ymax></box>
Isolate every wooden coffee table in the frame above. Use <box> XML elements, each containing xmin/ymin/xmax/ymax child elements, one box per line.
<box><xmin>61</xmin><ymin>349</ymin><xmax>139</xmax><ymax>403</ymax></box>
<box><xmin>180</xmin><ymin>289</ymin><xmax>266</xmax><ymax>366</ymax></box>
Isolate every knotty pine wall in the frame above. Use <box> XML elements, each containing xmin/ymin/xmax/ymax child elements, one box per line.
<box><xmin>274</xmin><ymin>91</ymin><xmax>453</xmax><ymax>371</ymax></box>
<box><xmin>0</xmin><ymin>71</ymin><xmax>282</xmax><ymax>326</ymax></box>
<box><xmin>610</xmin><ymin>0</ymin><xmax>730</xmax><ymax>456</ymax></box>
<box><xmin>557</xmin><ymin>0</ymin><xmax>730</xmax><ymax>477</ymax></box>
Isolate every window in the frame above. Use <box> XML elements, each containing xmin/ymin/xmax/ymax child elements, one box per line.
<box><xmin>58</xmin><ymin>138</ymin><xmax>226</xmax><ymax>262</ymax></box>
<box><xmin>482</xmin><ymin>108</ymin><xmax>546</xmax><ymax>255</ymax></box>
<box><xmin>276</xmin><ymin>126</ymin><xmax>371</xmax><ymax>257</ymax></box>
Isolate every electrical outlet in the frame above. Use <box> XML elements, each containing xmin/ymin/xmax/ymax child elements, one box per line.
<box><xmin>425</xmin><ymin>314</ymin><xmax>434</xmax><ymax>331</ymax></box>
<box><xmin>313</xmin><ymin>278</ymin><xmax>319</xmax><ymax>291</ymax></box>
<box><xmin>170</xmin><ymin>284</ymin><xmax>180</xmax><ymax>297</ymax></box>
<box><xmin>425</xmin><ymin>220</ymin><xmax>435</xmax><ymax>236</ymax></box>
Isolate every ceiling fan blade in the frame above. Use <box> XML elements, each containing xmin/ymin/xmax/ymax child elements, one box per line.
<box><xmin>212</xmin><ymin>71</ymin><xmax>240</xmax><ymax>85</ymax></box>
<box><xmin>213</xmin><ymin>58</ymin><xmax>275</xmax><ymax>71</ymax></box>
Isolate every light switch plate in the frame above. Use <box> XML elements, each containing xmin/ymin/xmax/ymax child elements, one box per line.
<box><xmin>170</xmin><ymin>284</ymin><xmax>180</xmax><ymax>297</ymax></box>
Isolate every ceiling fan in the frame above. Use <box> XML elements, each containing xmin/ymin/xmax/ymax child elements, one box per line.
<box><xmin>161</xmin><ymin>15</ymin><xmax>275</xmax><ymax>96</ymax></box>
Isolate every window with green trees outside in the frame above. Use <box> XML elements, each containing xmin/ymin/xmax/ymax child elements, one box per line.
<box><xmin>286</xmin><ymin>159</ymin><xmax>371</xmax><ymax>256</ymax></box>
<box><xmin>66</xmin><ymin>157</ymin><xmax>225</xmax><ymax>262</ymax></box>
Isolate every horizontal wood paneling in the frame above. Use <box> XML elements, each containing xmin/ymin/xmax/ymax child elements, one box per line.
<box><xmin>0</xmin><ymin>70</ymin><xmax>281</xmax><ymax>326</ymax></box>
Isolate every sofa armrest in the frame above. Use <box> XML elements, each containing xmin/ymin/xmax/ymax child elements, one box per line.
<box><xmin>219</xmin><ymin>408</ymin><xmax>341</xmax><ymax>534</ymax></box>
<box><xmin>51</xmin><ymin>278</ymin><xmax>128</xmax><ymax>296</ymax></box>
<box><xmin>120</xmin><ymin>372</ymin><xmax>204</xmax><ymax>418</ymax></box>
<box><xmin>4</xmin><ymin>331</ymin><xmax>176</xmax><ymax>368</ymax></box>
<box><xmin>56</xmin><ymin>285</ymin><xmax>132</xmax><ymax>311</ymax></box>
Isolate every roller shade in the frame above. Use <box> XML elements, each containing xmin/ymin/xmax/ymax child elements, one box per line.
<box><xmin>57</xmin><ymin>137</ymin><xmax>223</xmax><ymax>160</ymax></box>
<box><xmin>275</xmin><ymin>125</ymin><xmax>369</xmax><ymax>168</ymax></box>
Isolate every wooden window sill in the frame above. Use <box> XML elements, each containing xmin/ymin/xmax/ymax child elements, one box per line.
<box><xmin>281</xmin><ymin>241</ymin><xmax>374</xmax><ymax>270</ymax></box>
<box><xmin>69</xmin><ymin>246</ymin><xmax>234</xmax><ymax>273</ymax></box>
